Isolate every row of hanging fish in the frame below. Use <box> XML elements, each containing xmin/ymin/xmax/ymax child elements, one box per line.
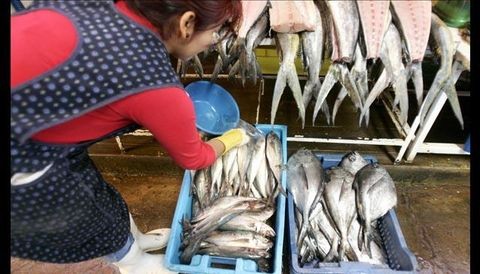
<box><xmin>180</xmin><ymin>0</ymin><xmax>469</xmax><ymax>130</ymax></box>
<box><xmin>287</xmin><ymin>149</ymin><xmax>397</xmax><ymax>266</ymax></box>
<box><xmin>180</xmin><ymin>120</ymin><xmax>286</xmax><ymax>272</ymax></box>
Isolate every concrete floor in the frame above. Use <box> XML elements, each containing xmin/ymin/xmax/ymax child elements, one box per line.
<box><xmin>11</xmin><ymin>68</ymin><xmax>471</xmax><ymax>273</ymax></box>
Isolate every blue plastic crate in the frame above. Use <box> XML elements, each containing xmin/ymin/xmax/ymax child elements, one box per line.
<box><xmin>165</xmin><ymin>124</ymin><xmax>288</xmax><ymax>274</ymax></box>
<box><xmin>287</xmin><ymin>153</ymin><xmax>418</xmax><ymax>274</ymax></box>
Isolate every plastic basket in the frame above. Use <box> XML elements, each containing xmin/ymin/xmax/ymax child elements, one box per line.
<box><xmin>287</xmin><ymin>153</ymin><xmax>418</xmax><ymax>274</ymax></box>
<box><xmin>165</xmin><ymin>124</ymin><xmax>288</xmax><ymax>274</ymax></box>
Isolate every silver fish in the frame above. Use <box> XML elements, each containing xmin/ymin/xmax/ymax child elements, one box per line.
<box><xmin>323</xmin><ymin>167</ymin><xmax>357</xmax><ymax>261</ymax></box>
<box><xmin>179</xmin><ymin>54</ymin><xmax>204</xmax><ymax>79</ymax></box>
<box><xmin>348</xmin><ymin>218</ymin><xmax>388</xmax><ymax>265</ymax></box>
<box><xmin>271</xmin><ymin>33</ymin><xmax>306</xmax><ymax>128</ymax></box>
<box><xmin>193</xmin><ymin>168</ymin><xmax>211</xmax><ymax>210</ymax></box>
<box><xmin>332</xmin><ymin>45</ymin><xmax>369</xmax><ymax>126</ymax></box>
<box><xmin>246</xmin><ymin>136</ymin><xmax>266</xmax><ymax>191</ymax></box>
<box><xmin>210</xmin><ymin>157</ymin><xmax>223</xmax><ymax>201</ymax></box>
<box><xmin>287</xmin><ymin>148</ymin><xmax>325</xmax><ymax>252</ymax></box>
<box><xmin>265</xmin><ymin>131</ymin><xmax>287</xmax><ymax>200</ymax></box>
<box><xmin>244</xmin><ymin>14</ymin><xmax>269</xmax><ymax>86</ymax></box>
<box><xmin>219</xmin><ymin>215</ymin><xmax>275</xmax><ymax>237</ymax></box>
<box><xmin>339</xmin><ymin>151</ymin><xmax>369</xmax><ymax>176</ymax></box>
<box><xmin>202</xmin><ymin>230</ymin><xmax>273</xmax><ymax>250</ymax></box>
<box><xmin>419</xmin><ymin>13</ymin><xmax>463</xmax><ymax>129</ymax></box>
<box><xmin>300</xmin><ymin>2</ymin><xmax>324</xmax><ymax>111</ymax></box>
<box><xmin>253</xmin><ymin>148</ymin><xmax>269</xmax><ymax>198</ymax></box>
<box><xmin>353</xmin><ymin>163</ymin><xmax>397</xmax><ymax>258</ymax></box>
<box><xmin>361</xmin><ymin>22</ymin><xmax>409</xmax><ymax>126</ymax></box>
<box><xmin>391</xmin><ymin>0</ymin><xmax>431</xmax><ymax>109</ymax></box>
<box><xmin>182</xmin><ymin>199</ymin><xmax>269</xmax><ymax>263</ymax></box>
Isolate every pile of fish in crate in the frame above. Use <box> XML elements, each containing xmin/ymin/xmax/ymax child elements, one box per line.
<box><xmin>166</xmin><ymin>121</ymin><xmax>287</xmax><ymax>273</ymax></box>
<box><xmin>287</xmin><ymin>150</ymin><xmax>417</xmax><ymax>273</ymax></box>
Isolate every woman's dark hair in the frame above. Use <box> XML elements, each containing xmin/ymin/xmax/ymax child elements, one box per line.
<box><xmin>125</xmin><ymin>0</ymin><xmax>242</xmax><ymax>40</ymax></box>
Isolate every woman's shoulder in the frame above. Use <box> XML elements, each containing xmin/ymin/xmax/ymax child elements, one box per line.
<box><xmin>11</xmin><ymin>9</ymin><xmax>78</xmax><ymax>87</ymax></box>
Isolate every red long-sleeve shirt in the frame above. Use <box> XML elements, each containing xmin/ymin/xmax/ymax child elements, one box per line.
<box><xmin>11</xmin><ymin>0</ymin><xmax>216</xmax><ymax>170</ymax></box>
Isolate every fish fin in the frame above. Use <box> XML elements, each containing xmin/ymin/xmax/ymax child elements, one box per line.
<box><xmin>211</xmin><ymin>56</ymin><xmax>223</xmax><ymax>82</ymax></box>
<box><xmin>345</xmin><ymin>238</ymin><xmax>359</xmax><ymax>261</ymax></box>
<box><xmin>411</xmin><ymin>62</ymin><xmax>425</xmax><ymax>108</ymax></box>
<box><xmin>271</xmin><ymin>65</ymin><xmax>287</xmax><ymax>124</ymax></box>
<box><xmin>360</xmin><ymin>68</ymin><xmax>389</xmax><ymax>126</ymax></box>
<box><xmin>357</xmin><ymin>221</ymin><xmax>364</xmax><ymax>252</ymax></box>
<box><xmin>393</xmin><ymin>68</ymin><xmax>409</xmax><ymax>125</ymax></box>
<box><xmin>419</xmin><ymin>68</ymin><xmax>449</xmax><ymax>126</ymax></box>
<box><xmin>444</xmin><ymin>80</ymin><xmax>464</xmax><ymax>129</ymax></box>
<box><xmin>332</xmin><ymin>87</ymin><xmax>348</xmax><ymax>125</ymax></box>
<box><xmin>338</xmin><ymin>64</ymin><xmax>363</xmax><ymax>111</ymax></box>
<box><xmin>312</xmin><ymin>64</ymin><xmax>338</xmax><ymax>125</ymax></box>
<box><xmin>324</xmin><ymin>236</ymin><xmax>339</xmax><ymax>262</ymax></box>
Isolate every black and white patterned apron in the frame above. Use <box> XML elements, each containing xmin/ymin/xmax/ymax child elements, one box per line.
<box><xmin>11</xmin><ymin>0</ymin><xmax>182</xmax><ymax>263</ymax></box>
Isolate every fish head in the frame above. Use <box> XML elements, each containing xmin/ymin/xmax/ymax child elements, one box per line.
<box><xmin>340</xmin><ymin>151</ymin><xmax>369</xmax><ymax>175</ymax></box>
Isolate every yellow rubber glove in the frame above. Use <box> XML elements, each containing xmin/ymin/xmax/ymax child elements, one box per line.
<box><xmin>213</xmin><ymin>128</ymin><xmax>250</xmax><ymax>155</ymax></box>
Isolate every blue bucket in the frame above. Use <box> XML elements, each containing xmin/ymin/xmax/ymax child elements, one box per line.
<box><xmin>185</xmin><ymin>81</ymin><xmax>240</xmax><ymax>136</ymax></box>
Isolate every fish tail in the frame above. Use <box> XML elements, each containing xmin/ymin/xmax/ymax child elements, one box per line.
<box><xmin>312</xmin><ymin>65</ymin><xmax>338</xmax><ymax>125</ymax></box>
<box><xmin>332</xmin><ymin>87</ymin><xmax>348</xmax><ymax>125</ymax></box>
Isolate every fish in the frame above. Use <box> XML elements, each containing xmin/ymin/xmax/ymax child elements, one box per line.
<box><xmin>221</xmin><ymin>147</ymin><xmax>238</xmax><ymax>196</ymax></box>
<box><xmin>210</xmin><ymin>157</ymin><xmax>223</xmax><ymax>201</ymax></box>
<box><xmin>238</xmin><ymin>0</ymin><xmax>269</xmax><ymax>40</ymax></box>
<box><xmin>236</xmin><ymin>141</ymin><xmax>250</xmax><ymax>195</ymax></box>
<box><xmin>193</xmin><ymin>168</ymin><xmax>211</xmax><ymax>210</ymax></box>
<box><xmin>202</xmin><ymin>230</ymin><xmax>273</xmax><ymax>250</ymax></box>
<box><xmin>287</xmin><ymin>148</ymin><xmax>326</xmax><ymax>253</ymax></box>
<box><xmin>356</xmin><ymin>0</ymin><xmax>391</xmax><ymax>60</ymax></box>
<box><xmin>449</xmin><ymin>26</ymin><xmax>470</xmax><ymax>71</ymax></box>
<box><xmin>219</xmin><ymin>214</ymin><xmax>276</xmax><ymax>237</ymax></box>
<box><xmin>191</xmin><ymin>196</ymin><xmax>260</xmax><ymax>224</ymax></box>
<box><xmin>246</xmin><ymin>136</ymin><xmax>266</xmax><ymax>192</ymax></box>
<box><xmin>332</xmin><ymin>45</ymin><xmax>369</xmax><ymax>126</ymax></box>
<box><xmin>300</xmin><ymin>2</ymin><xmax>324</xmax><ymax>112</ymax></box>
<box><xmin>360</xmin><ymin>22</ymin><xmax>409</xmax><ymax>126</ymax></box>
<box><xmin>179</xmin><ymin>54</ymin><xmax>203</xmax><ymax>79</ymax></box>
<box><xmin>326</xmin><ymin>0</ymin><xmax>359</xmax><ymax>62</ymax></box>
<box><xmin>353</xmin><ymin>163</ymin><xmax>397</xmax><ymax>258</ymax></box>
<box><xmin>243</xmin><ymin>14</ymin><xmax>269</xmax><ymax>86</ymax></box>
<box><xmin>197</xmin><ymin>245</ymin><xmax>271</xmax><ymax>264</ymax></box>
<box><xmin>323</xmin><ymin>167</ymin><xmax>358</xmax><ymax>261</ymax></box>
<box><xmin>391</xmin><ymin>1</ymin><xmax>431</xmax><ymax>63</ymax></box>
<box><xmin>239</xmin><ymin>205</ymin><xmax>275</xmax><ymax>222</ymax></box>
<box><xmin>308</xmin><ymin>202</ymin><xmax>336</xmax><ymax>261</ymax></box>
<box><xmin>312</xmin><ymin>61</ymin><xmax>363</xmax><ymax>125</ymax></box>
<box><xmin>227</xmin><ymin>1</ymin><xmax>269</xmax><ymax>85</ymax></box>
<box><xmin>419</xmin><ymin>13</ymin><xmax>463</xmax><ymax>129</ymax></box>
<box><xmin>237</xmin><ymin>119</ymin><xmax>263</xmax><ymax>138</ymax></box>
<box><xmin>269</xmin><ymin>0</ymin><xmax>318</xmax><ymax>33</ymax></box>
<box><xmin>265</xmin><ymin>131</ymin><xmax>287</xmax><ymax>200</ymax></box>
<box><xmin>271</xmin><ymin>33</ymin><xmax>306</xmax><ymax>128</ymax></box>
<box><xmin>181</xmin><ymin>198</ymin><xmax>269</xmax><ymax>263</ymax></box>
<box><xmin>348</xmin><ymin>218</ymin><xmax>388</xmax><ymax>265</ymax></box>
<box><xmin>211</xmin><ymin>30</ymin><xmax>234</xmax><ymax>82</ymax></box>
<box><xmin>339</xmin><ymin>151</ymin><xmax>369</xmax><ymax>176</ymax></box>
<box><xmin>253</xmin><ymin>149</ymin><xmax>269</xmax><ymax>198</ymax></box>
<box><xmin>391</xmin><ymin>1</ymin><xmax>431</xmax><ymax>110</ymax></box>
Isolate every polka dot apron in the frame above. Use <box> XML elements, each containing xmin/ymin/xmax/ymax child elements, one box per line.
<box><xmin>11</xmin><ymin>0</ymin><xmax>182</xmax><ymax>263</ymax></box>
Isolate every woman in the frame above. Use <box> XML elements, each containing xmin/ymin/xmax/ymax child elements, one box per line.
<box><xmin>11</xmin><ymin>0</ymin><xmax>244</xmax><ymax>273</ymax></box>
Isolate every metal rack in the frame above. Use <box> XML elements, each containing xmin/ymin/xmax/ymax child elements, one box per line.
<box><xmin>115</xmin><ymin>47</ymin><xmax>470</xmax><ymax>164</ymax></box>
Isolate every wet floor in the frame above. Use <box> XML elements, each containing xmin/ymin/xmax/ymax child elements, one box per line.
<box><xmin>11</xmin><ymin>63</ymin><xmax>471</xmax><ymax>273</ymax></box>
